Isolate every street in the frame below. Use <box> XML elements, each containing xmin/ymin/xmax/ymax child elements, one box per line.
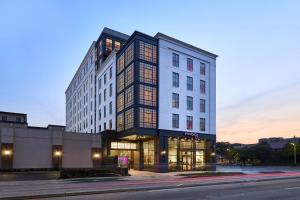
<box><xmin>45</xmin><ymin>178</ymin><xmax>300</xmax><ymax>200</ymax></box>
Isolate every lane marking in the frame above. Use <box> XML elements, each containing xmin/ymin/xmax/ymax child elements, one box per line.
<box><xmin>148</xmin><ymin>188</ymin><xmax>181</xmax><ymax>192</ymax></box>
<box><xmin>284</xmin><ymin>186</ymin><xmax>300</xmax><ymax>190</ymax></box>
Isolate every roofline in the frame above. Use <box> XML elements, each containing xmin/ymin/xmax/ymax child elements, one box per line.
<box><xmin>96</xmin><ymin>27</ymin><xmax>130</xmax><ymax>43</ymax></box>
<box><xmin>65</xmin><ymin>41</ymin><xmax>96</xmax><ymax>94</ymax></box>
<box><xmin>0</xmin><ymin>111</ymin><xmax>27</xmax><ymax>116</ymax></box>
<box><xmin>154</xmin><ymin>32</ymin><xmax>218</xmax><ymax>58</ymax></box>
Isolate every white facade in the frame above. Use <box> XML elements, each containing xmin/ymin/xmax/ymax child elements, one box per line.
<box><xmin>65</xmin><ymin>42</ymin><xmax>96</xmax><ymax>133</ymax></box>
<box><xmin>156</xmin><ymin>34</ymin><xmax>216</xmax><ymax>135</ymax></box>
<box><xmin>96</xmin><ymin>52</ymin><xmax>116</xmax><ymax>132</ymax></box>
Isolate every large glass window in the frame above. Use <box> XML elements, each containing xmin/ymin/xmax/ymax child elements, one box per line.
<box><xmin>172</xmin><ymin>53</ymin><xmax>179</xmax><ymax>67</ymax></box>
<box><xmin>117</xmin><ymin>72</ymin><xmax>124</xmax><ymax>93</ymax></box>
<box><xmin>139</xmin><ymin>108</ymin><xmax>157</xmax><ymax>128</ymax></box>
<box><xmin>139</xmin><ymin>85</ymin><xmax>157</xmax><ymax>106</ymax></box>
<box><xmin>140</xmin><ymin>63</ymin><xmax>157</xmax><ymax>85</ymax></box>
<box><xmin>117</xmin><ymin>54</ymin><xmax>124</xmax><ymax>74</ymax></box>
<box><xmin>187</xmin><ymin>58</ymin><xmax>193</xmax><ymax>72</ymax></box>
<box><xmin>181</xmin><ymin>139</ymin><xmax>192</xmax><ymax>149</ymax></box>
<box><xmin>172</xmin><ymin>72</ymin><xmax>179</xmax><ymax>88</ymax></box>
<box><xmin>168</xmin><ymin>139</ymin><xmax>178</xmax><ymax>170</ymax></box>
<box><xmin>187</xmin><ymin>76</ymin><xmax>193</xmax><ymax>91</ymax></box>
<box><xmin>117</xmin><ymin>113</ymin><xmax>124</xmax><ymax>132</ymax></box>
<box><xmin>200</xmin><ymin>99</ymin><xmax>205</xmax><ymax>113</ymax></box>
<box><xmin>172</xmin><ymin>114</ymin><xmax>179</xmax><ymax>128</ymax></box>
<box><xmin>187</xmin><ymin>96</ymin><xmax>193</xmax><ymax>111</ymax></box>
<box><xmin>125</xmin><ymin>108</ymin><xmax>134</xmax><ymax>130</ymax></box>
<box><xmin>139</xmin><ymin>41</ymin><xmax>157</xmax><ymax>63</ymax></box>
<box><xmin>196</xmin><ymin>151</ymin><xmax>205</xmax><ymax>168</ymax></box>
<box><xmin>106</xmin><ymin>38</ymin><xmax>112</xmax><ymax>53</ymax></box>
<box><xmin>114</xmin><ymin>41</ymin><xmax>121</xmax><ymax>52</ymax></box>
<box><xmin>186</xmin><ymin>116</ymin><xmax>193</xmax><ymax>130</ymax></box>
<box><xmin>200</xmin><ymin>118</ymin><xmax>205</xmax><ymax>131</ymax></box>
<box><xmin>200</xmin><ymin>80</ymin><xmax>206</xmax><ymax>94</ymax></box>
<box><xmin>117</xmin><ymin>93</ymin><xmax>124</xmax><ymax>112</ymax></box>
<box><xmin>143</xmin><ymin>140</ymin><xmax>155</xmax><ymax>167</ymax></box>
<box><xmin>125</xmin><ymin>86</ymin><xmax>134</xmax><ymax>108</ymax></box>
<box><xmin>125</xmin><ymin>43</ymin><xmax>134</xmax><ymax>66</ymax></box>
<box><xmin>200</xmin><ymin>62</ymin><xmax>206</xmax><ymax>75</ymax></box>
<box><xmin>172</xmin><ymin>93</ymin><xmax>179</xmax><ymax>108</ymax></box>
<box><xmin>125</xmin><ymin>63</ymin><xmax>134</xmax><ymax>87</ymax></box>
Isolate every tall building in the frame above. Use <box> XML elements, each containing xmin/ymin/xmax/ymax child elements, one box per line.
<box><xmin>66</xmin><ymin>28</ymin><xmax>217</xmax><ymax>172</ymax></box>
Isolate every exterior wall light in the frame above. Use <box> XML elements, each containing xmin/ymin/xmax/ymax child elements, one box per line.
<box><xmin>211</xmin><ymin>152</ymin><xmax>216</xmax><ymax>156</ymax></box>
<box><xmin>161</xmin><ymin>150</ymin><xmax>166</xmax><ymax>155</ymax></box>
<box><xmin>54</xmin><ymin>151</ymin><xmax>62</xmax><ymax>157</ymax></box>
<box><xmin>2</xmin><ymin>149</ymin><xmax>12</xmax><ymax>156</ymax></box>
<box><xmin>93</xmin><ymin>153</ymin><xmax>100</xmax><ymax>159</ymax></box>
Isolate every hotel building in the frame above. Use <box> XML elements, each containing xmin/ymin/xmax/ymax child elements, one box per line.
<box><xmin>66</xmin><ymin>28</ymin><xmax>217</xmax><ymax>172</ymax></box>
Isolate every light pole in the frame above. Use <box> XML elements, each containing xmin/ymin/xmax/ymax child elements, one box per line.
<box><xmin>291</xmin><ymin>136</ymin><xmax>297</xmax><ymax>165</ymax></box>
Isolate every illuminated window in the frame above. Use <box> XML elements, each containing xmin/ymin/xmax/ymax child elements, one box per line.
<box><xmin>172</xmin><ymin>114</ymin><xmax>179</xmax><ymax>128</ymax></box>
<box><xmin>172</xmin><ymin>93</ymin><xmax>179</xmax><ymax>108</ymax></box>
<box><xmin>114</xmin><ymin>41</ymin><xmax>121</xmax><ymax>52</ymax></box>
<box><xmin>172</xmin><ymin>72</ymin><xmax>179</xmax><ymax>87</ymax></box>
<box><xmin>117</xmin><ymin>93</ymin><xmax>124</xmax><ymax>112</ymax></box>
<box><xmin>99</xmin><ymin>40</ymin><xmax>103</xmax><ymax>56</ymax></box>
<box><xmin>125</xmin><ymin>43</ymin><xmax>134</xmax><ymax>66</ymax></box>
<box><xmin>125</xmin><ymin>86</ymin><xmax>134</xmax><ymax>108</ymax></box>
<box><xmin>196</xmin><ymin>150</ymin><xmax>205</xmax><ymax>168</ymax></box>
<box><xmin>139</xmin><ymin>41</ymin><xmax>157</xmax><ymax>63</ymax></box>
<box><xmin>143</xmin><ymin>140</ymin><xmax>155</xmax><ymax>167</ymax></box>
<box><xmin>117</xmin><ymin>113</ymin><xmax>124</xmax><ymax>132</ymax></box>
<box><xmin>187</xmin><ymin>76</ymin><xmax>193</xmax><ymax>91</ymax></box>
<box><xmin>195</xmin><ymin>140</ymin><xmax>205</xmax><ymax>149</ymax></box>
<box><xmin>187</xmin><ymin>96</ymin><xmax>193</xmax><ymax>111</ymax></box>
<box><xmin>168</xmin><ymin>138</ymin><xmax>178</xmax><ymax>170</ymax></box>
<box><xmin>139</xmin><ymin>85</ymin><xmax>156</xmax><ymax>106</ymax></box>
<box><xmin>200</xmin><ymin>80</ymin><xmax>206</xmax><ymax>94</ymax></box>
<box><xmin>106</xmin><ymin>38</ymin><xmax>112</xmax><ymax>53</ymax></box>
<box><xmin>186</xmin><ymin>116</ymin><xmax>193</xmax><ymax>130</ymax></box>
<box><xmin>200</xmin><ymin>118</ymin><xmax>205</xmax><ymax>131</ymax></box>
<box><xmin>187</xmin><ymin>58</ymin><xmax>193</xmax><ymax>71</ymax></box>
<box><xmin>140</xmin><ymin>63</ymin><xmax>157</xmax><ymax>85</ymax></box>
<box><xmin>125</xmin><ymin>63</ymin><xmax>134</xmax><ymax>87</ymax></box>
<box><xmin>139</xmin><ymin>108</ymin><xmax>156</xmax><ymax>128</ymax></box>
<box><xmin>117</xmin><ymin>72</ymin><xmax>124</xmax><ymax>93</ymax></box>
<box><xmin>200</xmin><ymin>99</ymin><xmax>205</xmax><ymax>113</ymax></box>
<box><xmin>172</xmin><ymin>53</ymin><xmax>179</xmax><ymax>67</ymax></box>
<box><xmin>117</xmin><ymin>54</ymin><xmax>124</xmax><ymax>74</ymax></box>
<box><xmin>111</xmin><ymin>142</ymin><xmax>137</xmax><ymax>150</ymax></box>
<box><xmin>200</xmin><ymin>62</ymin><xmax>206</xmax><ymax>75</ymax></box>
<box><xmin>125</xmin><ymin>108</ymin><xmax>134</xmax><ymax>130</ymax></box>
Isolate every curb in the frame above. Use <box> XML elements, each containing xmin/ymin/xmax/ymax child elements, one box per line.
<box><xmin>1</xmin><ymin>176</ymin><xmax>300</xmax><ymax>200</ymax></box>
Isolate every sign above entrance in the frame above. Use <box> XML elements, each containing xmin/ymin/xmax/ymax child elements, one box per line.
<box><xmin>184</xmin><ymin>132</ymin><xmax>199</xmax><ymax>139</ymax></box>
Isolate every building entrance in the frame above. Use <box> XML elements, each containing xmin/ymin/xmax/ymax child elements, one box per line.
<box><xmin>180</xmin><ymin>151</ymin><xmax>193</xmax><ymax>171</ymax></box>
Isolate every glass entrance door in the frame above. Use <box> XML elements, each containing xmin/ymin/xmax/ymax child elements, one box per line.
<box><xmin>181</xmin><ymin>151</ymin><xmax>193</xmax><ymax>171</ymax></box>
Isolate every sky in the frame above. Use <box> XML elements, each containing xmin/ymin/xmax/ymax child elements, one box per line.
<box><xmin>0</xmin><ymin>0</ymin><xmax>299</xmax><ymax>144</ymax></box>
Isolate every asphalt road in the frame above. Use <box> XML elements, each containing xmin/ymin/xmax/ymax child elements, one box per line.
<box><xmin>45</xmin><ymin>178</ymin><xmax>300</xmax><ymax>200</ymax></box>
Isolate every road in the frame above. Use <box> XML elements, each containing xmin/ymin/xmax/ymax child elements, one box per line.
<box><xmin>45</xmin><ymin>178</ymin><xmax>300</xmax><ymax>200</ymax></box>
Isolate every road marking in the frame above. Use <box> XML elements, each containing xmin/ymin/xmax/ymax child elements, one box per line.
<box><xmin>284</xmin><ymin>186</ymin><xmax>300</xmax><ymax>190</ymax></box>
<box><xmin>148</xmin><ymin>188</ymin><xmax>181</xmax><ymax>192</ymax></box>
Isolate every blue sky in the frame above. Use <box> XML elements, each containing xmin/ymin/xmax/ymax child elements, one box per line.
<box><xmin>0</xmin><ymin>0</ymin><xmax>299</xmax><ymax>143</ymax></box>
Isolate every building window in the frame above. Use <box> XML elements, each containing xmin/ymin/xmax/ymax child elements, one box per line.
<box><xmin>98</xmin><ymin>78</ymin><xmax>101</xmax><ymax>89</ymax></box>
<box><xmin>200</xmin><ymin>80</ymin><xmax>206</xmax><ymax>94</ymax></box>
<box><xmin>139</xmin><ymin>108</ymin><xmax>157</xmax><ymax>128</ymax></box>
<box><xmin>125</xmin><ymin>108</ymin><xmax>134</xmax><ymax>130</ymax></box>
<box><xmin>140</xmin><ymin>63</ymin><xmax>157</xmax><ymax>85</ymax></box>
<box><xmin>99</xmin><ymin>93</ymin><xmax>101</xmax><ymax>105</ymax></box>
<box><xmin>104</xmin><ymin>106</ymin><xmax>106</xmax><ymax>118</ymax></box>
<box><xmin>109</xmin><ymin>67</ymin><xmax>113</xmax><ymax>79</ymax></box>
<box><xmin>109</xmin><ymin>84</ymin><xmax>112</xmax><ymax>97</ymax></box>
<box><xmin>125</xmin><ymin>63</ymin><xmax>134</xmax><ymax>87</ymax></box>
<box><xmin>187</xmin><ymin>116</ymin><xmax>193</xmax><ymax>130</ymax></box>
<box><xmin>187</xmin><ymin>96</ymin><xmax>193</xmax><ymax>111</ymax></box>
<box><xmin>117</xmin><ymin>93</ymin><xmax>124</xmax><ymax>112</ymax></box>
<box><xmin>1</xmin><ymin>116</ymin><xmax>7</xmax><ymax>121</ymax></box>
<box><xmin>117</xmin><ymin>72</ymin><xmax>124</xmax><ymax>93</ymax></box>
<box><xmin>125</xmin><ymin>43</ymin><xmax>134</xmax><ymax>66</ymax></box>
<box><xmin>104</xmin><ymin>122</ymin><xmax>106</xmax><ymax>130</ymax></box>
<box><xmin>109</xmin><ymin>101</ymin><xmax>112</xmax><ymax>115</ymax></box>
<box><xmin>187</xmin><ymin>76</ymin><xmax>193</xmax><ymax>91</ymax></box>
<box><xmin>172</xmin><ymin>53</ymin><xmax>179</xmax><ymax>67</ymax></box>
<box><xmin>104</xmin><ymin>89</ymin><xmax>107</xmax><ymax>101</ymax></box>
<box><xmin>99</xmin><ymin>109</ymin><xmax>101</xmax><ymax>120</ymax></box>
<box><xmin>117</xmin><ymin>113</ymin><xmax>124</xmax><ymax>132</ymax></box>
<box><xmin>187</xmin><ymin>58</ymin><xmax>193</xmax><ymax>72</ymax></box>
<box><xmin>143</xmin><ymin>140</ymin><xmax>155</xmax><ymax>167</ymax></box>
<box><xmin>104</xmin><ymin>73</ymin><xmax>107</xmax><ymax>85</ymax></box>
<box><xmin>172</xmin><ymin>114</ymin><xmax>179</xmax><ymax>128</ymax></box>
<box><xmin>200</xmin><ymin>118</ymin><xmax>205</xmax><ymax>131</ymax></box>
<box><xmin>114</xmin><ymin>41</ymin><xmax>121</xmax><ymax>51</ymax></box>
<box><xmin>109</xmin><ymin>120</ymin><xmax>112</xmax><ymax>129</ymax></box>
<box><xmin>125</xmin><ymin>86</ymin><xmax>134</xmax><ymax>108</ymax></box>
<box><xmin>139</xmin><ymin>41</ymin><xmax>157</xmax><ymax>63</ymax></box>
<box><xmin>200</xmin><ymin>62</ymin><xmax>206</xmax><ymax>75</ymax></box>
<box><xmin>117</xmin><ymin>54</ymin><xmax>125</xmax><ymax>74</ymax></box>
<box><xmin>200</xmin><ymin>99</ymin><xmax>205</xmax><ymax>113</ymax></box>
<box><xmin>172</xmin><ymin>72</ymin><xmax>179</xmax><ymax>88</ymax></box>
<box><xmin>172</xmin><ymin>93</ymin><xmax>179</xmax><ymax>108</ymax></box>
<box><xmin>106</xmin><ymin>38</ymin><xmax>112</xmax><ymax>53</ymax></box>
<box><xmin>139</xmin><ymin>85</ymin><xmax>157</xmax><ymax>106</ymax></box>
<box><xmin>99</xmin><ymin>40</ymin><xmax>103</xmax><ymax>56</ymax></box>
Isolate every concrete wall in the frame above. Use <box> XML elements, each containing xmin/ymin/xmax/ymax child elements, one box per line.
<box><xmin>0</xmin><ymin>126</ymin><xmax>101</xmax><ymax>170</ymax></box>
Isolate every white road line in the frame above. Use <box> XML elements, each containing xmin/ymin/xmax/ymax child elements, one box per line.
<box><xmin>284</xmin><ymin>186</ymin><xmax>300</xmax><ymax>190</ymax></box>
<box><xmin>148</xmin><ymin>188</ymin><xmax>181</xmax><ymax>192</ymax></box>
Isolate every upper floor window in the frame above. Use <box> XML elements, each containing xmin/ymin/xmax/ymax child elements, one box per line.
<box><xmin>125</xmin><ymin>43</ymin><xmax>134</xmax><ymax>66</ymax></box>
<box><xmin>200</xmin><ymin>118</ymin><xmax>205</xmax><ymax>131</ymax></box>
<box><xmin>117</xmin><ymin>72</ymin><xmax>124</xmax><ymax>93</ymax></box>
<box><xmin>139</xmin><ymin>41</ymin><xmax>157</xmax><ymax>63</ymax></box>
<box><xmin>187</xmin><ymin>58</ymin><xmax>193</xmax><ymax>72</ymax></box>
<box><xmin>187</xmin><ymin>76</ymin><xmax>193</xmax><ymax>91</ymax></box>
<box><xmin>106</xmin><ymin>38</ymin><xmax>112</xmax><ymax>53</ymax></box>
<box><xmin>125</xmin><ymin>86</ymin><xmax>134</xmax><ymax>108</ymax></box>
<box><xmin>99</xmin><ymin>109</ymin><xmax>101</xmax><ymax>120</ymax></box>
<box><xmin>186</xmin><ymin>116</ymin><xmax>193</xmax><ymax>130</ymax></box>
<box><xmin>200</xmin><ymin>99</ymin><xmax>205</xmax><ymax>113</ymax></box>
<box><xmin>139</xmin><ymin>108</ymin><xmax>156</xmax><ymax>128</ymax></box>
<box><xmin>1</xmin><ymin>116</ymin><xmax>7</xmax><ymax>121</ymax></box>
<box><xmin>200</xmin><ymin>62</ymin><xmax>206</xmax><ymax>75</ymax></box>
<box><xmin>172</xmin><ymin>93</ymin><xmax>179</xmax><ymax>108</ymax></box>
<box><xmin>104</xmin><ymin>73</ymin><xmax>107</xmax><ymax>85</ymax></box>
<box><xmin>125</xmin><ymin>63</ymin><xmax>134</xmax><ymax>87</ymax></box>
<box><xmin>187</xmin><ymin>96</ymin><xmax>193</xmax><ymax>111</ymax></box>
<box><xmin>117</xmin><ymin>113</ymin><xmax>124</xmax><ymax>132</ymax></box>
<box><xmin>140</xmin><ymin>63</ymin><xmax>157</xmax><ymax>85</ymax></box>
<box><xmin>98</xmin><ymin>93</ymin><xmax>101</xmax><ymax>105</ymax></box>
<box><xmin>104</xmin><ymin>106</ymin><xmax>106</xmax><ymax>118</ymax></box>
<box><xmin>139</xmin><ymin>85</ymin><xmax>157</xmax><ymax>106</ymax></box>
<box><xmin>99</xmin><ymin>40</ymin><xmax>103</xmax><ymax>56</ymax></box>
<box><xmin>172</xmin><ymin>114</ymin><xmax>179</xmax><ymax>129</ymax></box>
<box><xmin>200</xmin><ymin>80</ymin><xmax>206</xmax><ymax>94</ymax></box>
<box><xmin>109</xmin><ymin>101</ymin><xmax>112</xmax><ymax>115</ymax></box>
<box><xmin>125</xmin><ymin>108</ymin><xmax>134</xmax><ymax>130</ymax></box>
<box><xmin>114</xmin><ymin>41</ymin><xmax>121</xmax><ymax>52</ymax></box>
<box><xmin>109</xmin><ymin>67</ymin><xmax>113</xmax><ymax>79</ymax></box>
<box><xmin>109</xmin><ymin>84</ymin><xmax>113</xmax><ymax>97</ymax></box>
<box><xmin>104</xmin><ymin>89</ymin><xmax>107</xmax><ymax>101</ymax></box>
<box><xmin>172</xmin><ymin>53</ymin><xmax>179</xmax><ymax>67</ymax></box>
<box><xmin>117</xmin><ymin>93</ymin><xmax>124</xmax><ymax>112</ymax></box>
<box><xmin>98</xmin><ymin>78</ymin><xmax>101</xmax><ymax>89</ymax></box>
<box><xmin>117</xmin><ymin>54</ymin><xmax>125</xmax><ymax>74</ymax></box>
<box><xmin>172</xmin><ymin>72</ymin><xmax>179</xmax><ymax>88</ymax></box>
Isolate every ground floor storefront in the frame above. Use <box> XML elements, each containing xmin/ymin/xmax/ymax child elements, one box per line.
<box><xmin>102</xmin><ymin>130</ymin><xmax>216</xmax><ymax>172</ymax></box>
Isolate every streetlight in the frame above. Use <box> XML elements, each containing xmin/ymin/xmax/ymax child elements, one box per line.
<box><xmin>291</xmin><ymin>136</ymin><xmax>297</xmax><ymax>165</ymax></box>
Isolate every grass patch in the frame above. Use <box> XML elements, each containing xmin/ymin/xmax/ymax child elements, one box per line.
<box><xmin>177</xmin><ymin>172</ymin><xmax>245</xmax><ymax>178</ymax></box>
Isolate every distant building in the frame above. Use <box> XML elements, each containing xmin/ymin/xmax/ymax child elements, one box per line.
<box><xmin>259</xmin><ymin>137</ymin><xmax>299</xmax><ymax>151</ymax></box>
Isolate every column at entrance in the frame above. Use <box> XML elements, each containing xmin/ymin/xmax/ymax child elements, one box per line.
<box><xmin>155</xmin><ymin>136</ymin><xmax>168</xmax><ymax>172</ymax></box>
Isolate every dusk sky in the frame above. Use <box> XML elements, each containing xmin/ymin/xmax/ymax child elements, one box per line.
<box><xmin>0</xmin><ymin>0</ymin><xmax>299</xmax><ymax>144</ymax></box>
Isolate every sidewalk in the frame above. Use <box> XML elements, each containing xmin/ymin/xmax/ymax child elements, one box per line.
<box><xmin>1</xmin><ymin>171</ymin><xmax>300</xmax><ymax>199</ymax></box>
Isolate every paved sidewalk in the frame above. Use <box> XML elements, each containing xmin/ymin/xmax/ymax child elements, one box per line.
<box><xmin>1</xmin><ymin>172</ymin><xmax>300</xmax><ymax>199</ymax></box>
